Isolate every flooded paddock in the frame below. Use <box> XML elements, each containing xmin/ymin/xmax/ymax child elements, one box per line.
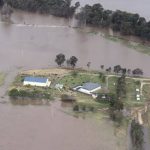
<box><xmin>0</xmin><ymin>3</ymin><xmax>150</xmax><ymax>149</ymax></box>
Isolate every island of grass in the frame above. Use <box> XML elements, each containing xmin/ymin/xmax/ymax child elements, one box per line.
<box><xmin>8</xmin><ymin>68</ymin><xmax>150</xmax><ymax>111</ymax></box>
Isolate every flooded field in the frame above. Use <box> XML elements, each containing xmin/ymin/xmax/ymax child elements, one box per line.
<box><xmin>0</xmin><ymin>5</ymin><xmax>150</xmax><ymax>150</ymax></box>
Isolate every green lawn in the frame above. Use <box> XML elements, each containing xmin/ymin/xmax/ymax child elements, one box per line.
<box><xmin>58</xmin><ymin>72</ymin><xmax>104</xmax><ymax>88</ymax></box>
<box><xmin>108</xmin><ymin>76</ymin><xmax>144</xmax><ymax>107</ymax></box>
<box><xmin>142</xmin><ymin>84</ymin><xmax>150</xmax><ymax>102</ymax></box>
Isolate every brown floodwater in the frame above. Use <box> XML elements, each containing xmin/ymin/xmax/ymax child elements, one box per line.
<box><xmin>0</xmin><ymin>11</ymin><xmax>150</xmax><ymax>77</ymax></box>
<box><xmin>0</xmin><ymin>9</ymin><xmax>150</xmax><ymax>150</ymax></box>
<box><xmin>0</xmin><ymin>101</ymin><xmax>123</xmax><ymax>150</ymax></box>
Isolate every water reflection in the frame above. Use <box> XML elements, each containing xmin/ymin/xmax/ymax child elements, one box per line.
<box><xmin>10</xmin><ymin>98</ymin><xmax>51</xmax><ymax>106</ymax></box>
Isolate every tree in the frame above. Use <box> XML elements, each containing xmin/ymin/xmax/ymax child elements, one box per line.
<box><xmin>114</xmin><ymin>65</ymin><xmax>122</xmax><ymax>73</ymax></box>
<box><xmin>69</xmin><ymin>56</ymin><xmax>78</xmax><ymax>68</ymax></box>
<box><xmin>55</xmin><ymin>53</ymin><xmax>66</xmax><ymax>67</ymax></box>
<box><xmin>87</xmin><ymin>62</ymin><xmax>91</xmax><ymax>69</ymax></box>
<box><xmin>116</xmin><ymin>74</ymin><xmax>126</xmax><ymax>98</ymax></box>
<box><xmin>132</xmin><ymin>68</ymin><xmax>143</xmax><ymax>76</ymax></box>
<box><xmin>100</xmin><ymin>65</ymin><xmax>104</xmax><ymax>70</ymax></box>
<box><xmin>1</xmin><ymin>3</ymin><xmax>13</xmax><ymax>21</ymax></box>
<box><xmin>130</xmin><ymin>120</ymin><xmax>144</xmax><ymax>150</ymax></box>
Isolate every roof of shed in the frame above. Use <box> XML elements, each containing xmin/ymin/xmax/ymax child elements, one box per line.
<box><xmin>24</xmin><ymin>76</ymin><xmax>48</xmax><ymax>83</ymax></box>
<box><xmin>82</xmin><ymin>82</ymin><xmax>101</xmax><ymax>91</ymax></box>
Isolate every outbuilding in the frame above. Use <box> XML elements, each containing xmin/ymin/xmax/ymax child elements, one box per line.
<box><xmin>23</xmin><ymin>76</ymin><xmax>51</xmax><ymax>87</ymax></box>
<box><xmin>73</xmin><ymin>82</ymin><xmax>101</xmax><ymax>95</ymax></box>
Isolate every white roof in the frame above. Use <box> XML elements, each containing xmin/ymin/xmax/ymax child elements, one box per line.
<box><xmin>136</xmin><ymin>89</ymin><xmax>140</xmax><ymax>92</ymax></box>
<box><xmin>137</xmin><ymin>97</ymin><xmax>141</xmax><ymax>101</ymax></box>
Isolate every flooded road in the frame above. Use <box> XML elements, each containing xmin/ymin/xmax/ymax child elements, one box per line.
<box><xmin>73</xmin><ymin>0</ymin><xmax>150</xmax><ymax>20</ymax></box>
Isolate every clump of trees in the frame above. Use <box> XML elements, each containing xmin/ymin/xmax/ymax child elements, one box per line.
<box><xmin>9</xmin><ymin>88</ymin><xmax>52</xmax><ymax>100</ymax></box>
<box><xmin>76</xmin><ymin>3</ymin><xmax>150</xmax><ymax>40</ymax></box>
<box><xmin>55</xmin><ymin>53</ymin><xmax>78</xmax><ymax>68</ymax></box>
<box><xmin>5</xmin><ymin>0</ymin><xmax>80</xmax><ymax>18</ymax></box>
<box><xmin>130</xmin><ymin>120</ymin><xmax>144</xmax><ymax>150</ymax></box>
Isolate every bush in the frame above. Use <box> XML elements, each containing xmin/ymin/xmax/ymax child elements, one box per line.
<box><xmin>73</xmin><ymin>104</ymin><xmax>79</xmax><ymax>111</ymax></box>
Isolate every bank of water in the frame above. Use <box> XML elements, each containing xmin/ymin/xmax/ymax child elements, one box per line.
<box><xmin>0</xmin><ymin>99</ymin><xmax>127</xmax><ymax>150</ymax></box>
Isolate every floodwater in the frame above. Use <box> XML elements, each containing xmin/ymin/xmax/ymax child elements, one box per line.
<box><xmin>0</xmin><ymin>100</ymin><xmax>123</xmax><ymax>150</ymax></box>
<box><xmin>0</xmin><ymin>11</ymin><xmax>150</xmax><ymax>77</ymax></box>
<box><xmin>73</xmin><ymin>0</ymin><xmax>150</xmax><ymax>20</ymax></box>
<box><xmin>0</xmin><ymin>8</ymin><xmax>150</xmax><ymax>150</ymax></box>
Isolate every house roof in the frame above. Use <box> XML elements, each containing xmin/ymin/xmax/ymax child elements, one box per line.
<box><xmin>82</xmin><ymin>82</ymin><xmax>101</xmax><ymax>91</ymax></box>
<box><xmin>24</xmin><ymin>76</ymin><xmax>48</xmax><ymax>83</ymax></box>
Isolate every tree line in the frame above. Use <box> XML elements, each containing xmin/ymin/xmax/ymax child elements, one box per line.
<box><xmin>101</xmin><ymin>65</ymin><xmax>143</xmax><ymax>77</ymax></box>
<box><xmin>3</xmin><ymin>0</ymin><xmax>80</xmax><ymax>18</ymax></box>
<box><xmin>76</xmin><ymin>3</ymin><xmax>150</xmax><ymax>41</ymax></box>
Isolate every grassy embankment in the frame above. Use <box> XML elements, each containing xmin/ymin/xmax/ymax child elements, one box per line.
<box><xmin>105</xmin><ymin>35</ymin><xmax>150</xmax><ymax>55</ymax></box>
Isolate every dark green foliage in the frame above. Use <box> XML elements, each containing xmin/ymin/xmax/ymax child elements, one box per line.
<box><xmin>5</xmin><ymin>0</ymin><xmax>79</xmax><ymax>18</ymax></box>
<box><xmin>9</xmin><ymin>88</ymin><xmax>52</xmax><ymax>100</ymax></box>
<box><xmin>109</xmin><ymin>109</ymin><xmax>123</xmax><ymax>124</ymax></box>
<box><xmin>76</xmin><ymin>3</ymin><xmax>150</xmax><ymax>40</ymax></box>
<box><xmin>55</xmin><ymin>53</ymin><xmax>66</xmax><ymax>67</ymax></box>
<box><xmin>116</xmin><ymin>74</ymin><xmax>126</xmax><ymax>98</ymax></box>
<box><xmin>71</xmin><ymin>71</ymin><xmax>78</xmax><ymax>77</ymax></box>
<box><xmin>130</xmin><ymin>120</ymin><xmax>144</xmax><ymax>150</ymax></box>
<box><xmin>73</xmin><ymin>104</ymin><xmax>79</xmax><ymax>111</ymax></box>
<box><xmin>96</xmin><ymin>93</ymin><xmax>114</xmax><ymax>103</ymax></box>
<box><xmin>68</xmin><ymin>56</ymin><xmax>78</xmax><ymax>68</ymax></box>
<box><xmin>132</xmin><ymin>68</ymin><xmax>143</xmax><ymax>76</ymax></box>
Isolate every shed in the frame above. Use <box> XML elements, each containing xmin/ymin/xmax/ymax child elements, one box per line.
<box><xmin>75</xmin><ymin>82</ymin><xmax>101</xmax><ymax>95</ymax></box>
<box><xmin>23</xmin><ymin>76</ymin><xmax>51</xmax><ymax>87</ymax></box>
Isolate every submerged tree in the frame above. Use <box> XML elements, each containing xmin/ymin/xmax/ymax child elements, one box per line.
<box><xmin>55</xmin><ymin>53</ymin><xmax>66</xmax><ymax>67</ymax></box>
<box><xmin>130</xmin><ymin>120</ymin><xmax>144</xmax><ymax>150</ymax></box>
<box><xmin>1</xmin><ymin>3</ymin><xmax>13</xmax><ymax>21</ymax></box>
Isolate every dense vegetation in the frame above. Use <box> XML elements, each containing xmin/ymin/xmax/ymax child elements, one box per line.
<box><xmin>130</xmin><ymin>120</ymin><xmax>144</xmax><ymax>150</ymax></box>
<box><xmin>9</xmin><ymin>88</ymin><xmax>52</xmax><ymax>100</ymax></box>
<box><xmin>5</xmin><ymin>0</ymin><xmax>80</xmax><ymax>18</ymax></box>
<box><xmin>76</xmin><ymin>3</ymin><xmax>150</xmax><ymax>40</ymax></box>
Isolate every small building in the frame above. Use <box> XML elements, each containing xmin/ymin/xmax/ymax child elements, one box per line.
<box><xmin>73</xmin><ymin>82</ymin><xmax>101</xmax><ymax>95</ymax></box>
<box><xmin>23</xmin><ymin>76</ymin><xmax>51</xmax><ymax>87</ymax></box>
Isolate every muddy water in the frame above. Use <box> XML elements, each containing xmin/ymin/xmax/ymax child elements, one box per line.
<box><xmin>73</xmin><ymin>0</ymin><xmax>150</xmax><ymax>20</ymax></box>
<box><xmin>0</xmin><ymin>10</ymin><xmax>150</xmax><ymax>150</ymax></box>
<box><xmin>0</xmin><ymin>11</ymin><xmax>150</xmax><ymax>77</ymax></box>
<box><xmin>0</xmin><ymin>101</ymin><xmax>121</xmax><ymax>150</ymax></box>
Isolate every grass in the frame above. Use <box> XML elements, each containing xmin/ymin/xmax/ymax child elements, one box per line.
<box><xmin>11</xmin><ymin>69</ymin><xmax>150</xmax><ymax>109</ymax></box>
<box><xmin>108</xmin><ymin>76</ymin><xmax>145</xmax><ymax>107</ymax></box>
<box><xmin>0</xmin><ymin>72</ymin><xmax>5</xmax><ymax>86</ymax></box>
<box><xmin>58</xmin><ymin>72</ymin><xmax>103</xmax><ymax>88</ymax></box>
<box><xmin>142</xmin><ymin>84</ymin><xmax>150</xmax><ymax>102</ymax></box>
<box><xmin>105</xmin><ymin>35</ymin><xmax>150</xmax><ymax>55</ymax></box>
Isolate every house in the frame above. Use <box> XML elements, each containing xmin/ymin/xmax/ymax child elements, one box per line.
<box><xmin>23</xmin><ymin>76</ymin><xmax>51</xmax><ymax>87</ymax></box>
<box><xmin>73</xmin><ymin>82</ymin><xmax>101</xmax><ymax>95</ymax></box>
